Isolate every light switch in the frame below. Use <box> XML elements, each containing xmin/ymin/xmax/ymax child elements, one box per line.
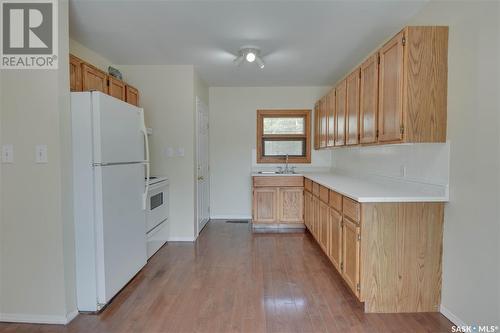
<box><xmin>1</xmin><ymin>144</ymin><xmax>13</xmax><ymax>163</ymax></box>
<box><xmin>176</xmin><ymin>147</ymin><xmax>185</xmax><ymax>157</ymax></box>
<box><xmin>35</xmin><ymin>145</ymin><xmax>48</xmax><ymax>163</ymax></box>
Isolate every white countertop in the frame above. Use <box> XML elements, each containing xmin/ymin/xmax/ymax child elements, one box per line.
<box><xmin>252</xmin><ymin>171</ymin><xmax>449</xmax><ymax>203</ymax></box>
<box><xmin>303</xmin><ymin>172</ymin><xmax>448</xmax><ymax>203</ymax></box>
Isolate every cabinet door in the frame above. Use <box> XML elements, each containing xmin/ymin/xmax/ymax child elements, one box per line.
<box><xmin>82</xmin><ymin>63</ymin><xmax>108</xmax><ymax>94</ymax></box>
<box><xmin>253</xmin><ymin>188</ymin><xmax>278</xmax><ymax>223</ymax></box>
<box><xmin>319</xmin><ymin>98</ymin><xmax>327</xmax><ymax>148</ymax></box>
<box><xmin>319</xmin><ymin>201</ymin><xmax>329</xmax><ymax>252</ymax></box>
<box><xmin>279</xmin><ymin>187</ymin><xmax>303</xmax><ymax>224</ymax></box>
<box><xmin>327</xmin><ymin>89</ymin><xmax>335</xmax><ymax>147</ymax></box>
<box><xmin>313</xmin><ymin>102</ymin><xmax>320</xmax><ymax>150</ymax></box>
<box><xmin>346</xmin><ymin>69</ymin><xmax>360</xmax><ymax>145</ymax></box>
<box><xmin>109</xmin><ymin>77</ymin><xmax>126</xmax><ymax>101</ymax></box>
<box><xmin>126</xmin><ymin>85</ymin><xmax>140</xmax><ymax>106</ymax></box>
<box><xmin>312</xmin><ymin>195</ymin><xmax>320</xmax><ymax>239</ymax></box>
<box><xmin>342</xmin><ymin>217</ymin><xmax>360</xmax><ymax>298</ymax></box>
<box><xmin>360</xmin><ymin>54</ymin><xmax>379</xmax><ymax>144</ymax></box>
<box><xmin>328</xmin><ymin>208</ymin><xmax>342</xmax><ymax>273</ymax></box>
<box><xmin>335</xmin><ymin>80</ymin><xmax>347</xmax><ymax>146</ymax></box>
<box><xmin>69</xmin><ymin>54</ymin><xmax>82</xmax><ymax>92</ymax></box>
<box><xmin>378</xmin><ymin>31</ymin><xmax>404</xmax><ymax>143</ymax></box>
<box><xmin>304</xmin><ymin>192</ymin><xmax>311</xmax><ymax>230</ymax></box>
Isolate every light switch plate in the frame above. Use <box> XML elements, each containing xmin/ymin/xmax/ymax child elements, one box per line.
<box><xmin>1</xmin><ymin>144</ymin><xmax>13</xmax><ymax>163</ymax></box>
<box><xmin>165</xmin><ymin>147</ymin><xmax>174</xmax><ymax>158</ymax></box>
<box><xmin>35</xmin><ymin>145</ymin><xmax>48</xmax><ymax>163</ymax></box>
<box><xmin>176</xmin><ymin>147</ymin><xmax>185</xmax><ymax>157</ymax></box>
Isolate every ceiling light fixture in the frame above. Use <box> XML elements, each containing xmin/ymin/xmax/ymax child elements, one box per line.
<box><xmin>234</xmin><ymin>47</ymin><xmax>265</xmax><ymax>69</ymax></box>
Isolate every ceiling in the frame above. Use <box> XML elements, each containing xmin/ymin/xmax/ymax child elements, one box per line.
<box><xmin>69</xmin><ymin>0</ymin><xmax>428</xmax><ymax>87</ymax></box>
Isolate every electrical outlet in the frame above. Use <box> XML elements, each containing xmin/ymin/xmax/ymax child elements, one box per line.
<box><xmin>400</xmin><ymin>165</ymin><xmax>407</xmax><ymax>177</ymax></box>
<box><xmin>165</xmin><ymin>147</ymin><xmax>174</xmax><ymax>158</ymax></box>
<box><xmin>1</xmin><ymin>144</ymin><xmax>13</xmax><ymax>163</ymax></box>
<box><xmin>176</xmin><ymin>147</ymin><xmax>185</xmax><ymax>157</ymax></box>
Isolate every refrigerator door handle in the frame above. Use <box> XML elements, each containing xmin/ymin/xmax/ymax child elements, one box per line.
<box><xmin>140</xmin><ymin>109</ymin><xmax>150</xmax><ymax>210</ymax></box>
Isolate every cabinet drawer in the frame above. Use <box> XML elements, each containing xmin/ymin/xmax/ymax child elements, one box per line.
<box><xmin>253</xmin><ymin>176</ymin><xmax>303</xmax><ymax>187</ymax></box>
<box><xmin>304</xmin><ymin>178</ymin><xmax>312</xmax><ymax>192</ymax></box>
<box><xmin>312</xmin><ymin>182</ymin><xmax>320</xmax><ymax>197</ymax></box>
<box><xmin>329</xmin><ymin>190</ymin><xmax>342</xmax><ymax>212</ymax></box>
<box><xmin>319</xmin><ymin>185</ymin><xmax>329</xmax><ymax>203</ymax></box>
<box><xmin>343</xmin><ymin>197</ymin><xmax>360</xmax><ymax>222</ymax></box>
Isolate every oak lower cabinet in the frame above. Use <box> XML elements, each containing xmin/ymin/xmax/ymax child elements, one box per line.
<box><xmin>328</xmin><ymin>207</ymin><xmax>342</xmax><ymax>273</ymax></box>
<box><xmin>252</xmin><ymin>176</ymin><xmax>304</xmax><ymax>226</ymax></box>
<box><xmin>342</xmin><ymin>217</ymin><xmax>360</xmax><ymax>297</ymax></box>
<box><xmin>318</xmin><ymin>200</ymin><xmax>329</xmax><ymax>252</ymax></box>
<box><xmin>304</xmin><ymin>191</ymin><xmax>313</xmax><ymax>230</ymax></box>
<box><xmin>252</xmin><ymin>187</ymin><xmax>278</xmax><ymax>223</ymax></box>
<box><xmin>303</xmin><ymin>177</ymin><xmax>444</xmax><ymax>313</ymax></box>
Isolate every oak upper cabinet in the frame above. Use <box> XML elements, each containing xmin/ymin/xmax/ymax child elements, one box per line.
<box><xmin>252</xmin><ymin>187</ymin><xmax>278</xmax><ymax>223</ymax></box>
<box><xmin>346</xmin><ymin>68</ymin><xmax>360</xmax><ymax>145</ymax></box>
<box><xmin>378</xmin><ymin>31</ymin><xmax>404</xmax><ymax>143</ymax></box>
<box><xmin>319</xmin><ymin>98</ymin><xmax>327</xmax><ymax>148</ymax></box>
<box><xmin>342</xmin><ymin>217</ymin><xmax>360</xmax><ymax>298</ymax></box>
<box><xmin>108</xmin><ymin>77</ymin><xmax>126</xmax><ymax>101</ymax></box>
<box><xmin>378</xmin><ymin>26</ymin><xmax>448</xmax><ymax>143</ymax></box>
<box><xmin>359</xmin><ymin>54</ymin><xmax>379</xmax><ymax>144</ymax></box>
<box><xmin>335</xmin><ymin>80</ymin><xmax>347</xmax><ymax>146</ymax></box>
<box><xmin>82</xmin><ymin>63</ymin><xmax>108</xmax><ymax>94</ymax></box>
<box><xmin>313</xmin><ymin>102</ymin><xmax>320</xmax><ymax>149</ymax></box>
<box><xmin>69</xmin><ymin>55</ymin><xmax>83</xmax><ymax>92</ymax></box>
<box><xmin>126</xmin><ymin>85</ymin><xmax>140</xmax><ymax>107</ymax></box>
<box><xmin>279</xmin><ymin>187</ymin><xmax>304</xmax><ymax>223</ymax></box>
<box><xmin>327</xmin><ymin>89</ymin><xmax>335</xmax><ymax>147</ymax></box>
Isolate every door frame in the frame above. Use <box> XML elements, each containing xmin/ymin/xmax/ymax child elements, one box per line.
<box><xmin>195</xmin><ymin>96</ymin><xmax>210</xmax><ymax>236</ymax></box>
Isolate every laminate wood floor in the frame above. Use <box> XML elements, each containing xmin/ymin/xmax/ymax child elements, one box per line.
<box><xmin>0</xmin><ymin>220</ymin><xmax>454</xmax><ymax>333</ymax></box>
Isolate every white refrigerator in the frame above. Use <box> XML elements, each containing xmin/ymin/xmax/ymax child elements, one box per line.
<box><xmin>72</xmin><ymin>91</ymin><xmax>150</xmax><ymax>312</ymax></box>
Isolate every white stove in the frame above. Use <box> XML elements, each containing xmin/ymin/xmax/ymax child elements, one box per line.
<box><xmin>145</xmin><ymin>176</ymin><xmax>169</xmax><ymax>259</ymax></box>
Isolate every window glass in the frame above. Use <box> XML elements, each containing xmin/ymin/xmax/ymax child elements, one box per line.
<box><xmin>263</xmin><ymin>140</ymin><xmax>305</xmax><ymax>156</ymax></box>
<box><xmin>263</xmin><ymin>117</ymin><xmax>305</xmax><ymax>135</ymax></box>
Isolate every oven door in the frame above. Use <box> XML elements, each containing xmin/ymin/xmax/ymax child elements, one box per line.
<box><xmin>146</xmin><ymin>182</ymin><xmax>169</xmax><ymax>233</ymax></box>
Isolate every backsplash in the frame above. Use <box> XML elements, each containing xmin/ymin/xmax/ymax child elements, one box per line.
<box><xmin>331</xmin><ymin>142</ymin><xmax>450</xmax><ymax>186</ymax></box>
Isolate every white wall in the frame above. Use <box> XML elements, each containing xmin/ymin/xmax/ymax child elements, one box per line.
<box><xmin>69</xmin><ymin>38</ymin><xmax>113</xmax><ymax>72</ymax></box>
<box><xmin>209</xmin><ymin>87</ymin><xmax>332</xmax><ymax>219</ymax></box>
<box><xmin>408</xmin><ymin>0</ymin><xmax>500</xmax><ymax>326</ymax></box>
<box><xmin>115</xmin><ymin>65</ymin><xmax>198</xmax><ymax>241</ymax></box>
<box><xmin>332</xmin><ymin>143</ymin><xmax>450</xmax><ymax>186</ymax></box>
<box><xmin>0</xmin><ymin>0</ymin><xmax>77</xmax><ymax>323</ymax></box>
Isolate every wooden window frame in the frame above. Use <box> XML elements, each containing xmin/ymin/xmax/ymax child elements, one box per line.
<box><xmin>256</xmin><ymin>109</ymin><xmax>312</xmax><ymax>164</ymax></box>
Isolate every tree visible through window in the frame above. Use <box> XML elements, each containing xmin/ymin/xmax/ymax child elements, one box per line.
<box><xmin>257</xmin><ymin>110</ymin><xmax>311</xmax><ymax>163</ymax></box>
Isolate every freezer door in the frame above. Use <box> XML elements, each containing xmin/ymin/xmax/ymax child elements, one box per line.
<box><xmin>94</xmin><ymin>163</ymin><xmax>147</xmax><ymax>305</ymax></box>
<box><xmin>92</xmin><ymin>92</ymin><xmax>146</xmax><ymax>164</ymax></box>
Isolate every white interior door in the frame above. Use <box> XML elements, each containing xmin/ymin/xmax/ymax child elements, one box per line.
<box><xmin>196</xmin><ymin>97</ymin><xmax>210</xmax><ymax>234</ymax></box>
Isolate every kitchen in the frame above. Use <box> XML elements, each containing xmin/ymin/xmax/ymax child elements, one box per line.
<box><xmin>0</xmin><ymin>1</ymin><xmax>499</xmax><ymax>332</ymax></box>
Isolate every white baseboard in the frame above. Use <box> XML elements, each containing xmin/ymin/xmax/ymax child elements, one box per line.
<box><xmin>65</xmin><ymin>310</ymin><xmax>79</xmax><ymax>324</ymax></box>
<box><xmin>0</xmin><ymin>311</ymin><xmax>78</xmax><ymax>325</ymax></box>
<box><xmin>210</xmin><ymin>215</ymin><xmax>252</xmax><ymax>220</ymax></box>
<box><xmin>167</xmin><ymin>236</ymin><xmax>196</xmax><ymax>242</ymax></box>
<box><xmin>440</xmin><ymin>305</ymin><xmax>466</xmax><ymax>327</ymax></box>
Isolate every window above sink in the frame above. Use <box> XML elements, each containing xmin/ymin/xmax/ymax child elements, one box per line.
<box><xmin>256</xmin><ymin>109</ymin><xmax>311</xmax><ymax>164</ymax></box>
